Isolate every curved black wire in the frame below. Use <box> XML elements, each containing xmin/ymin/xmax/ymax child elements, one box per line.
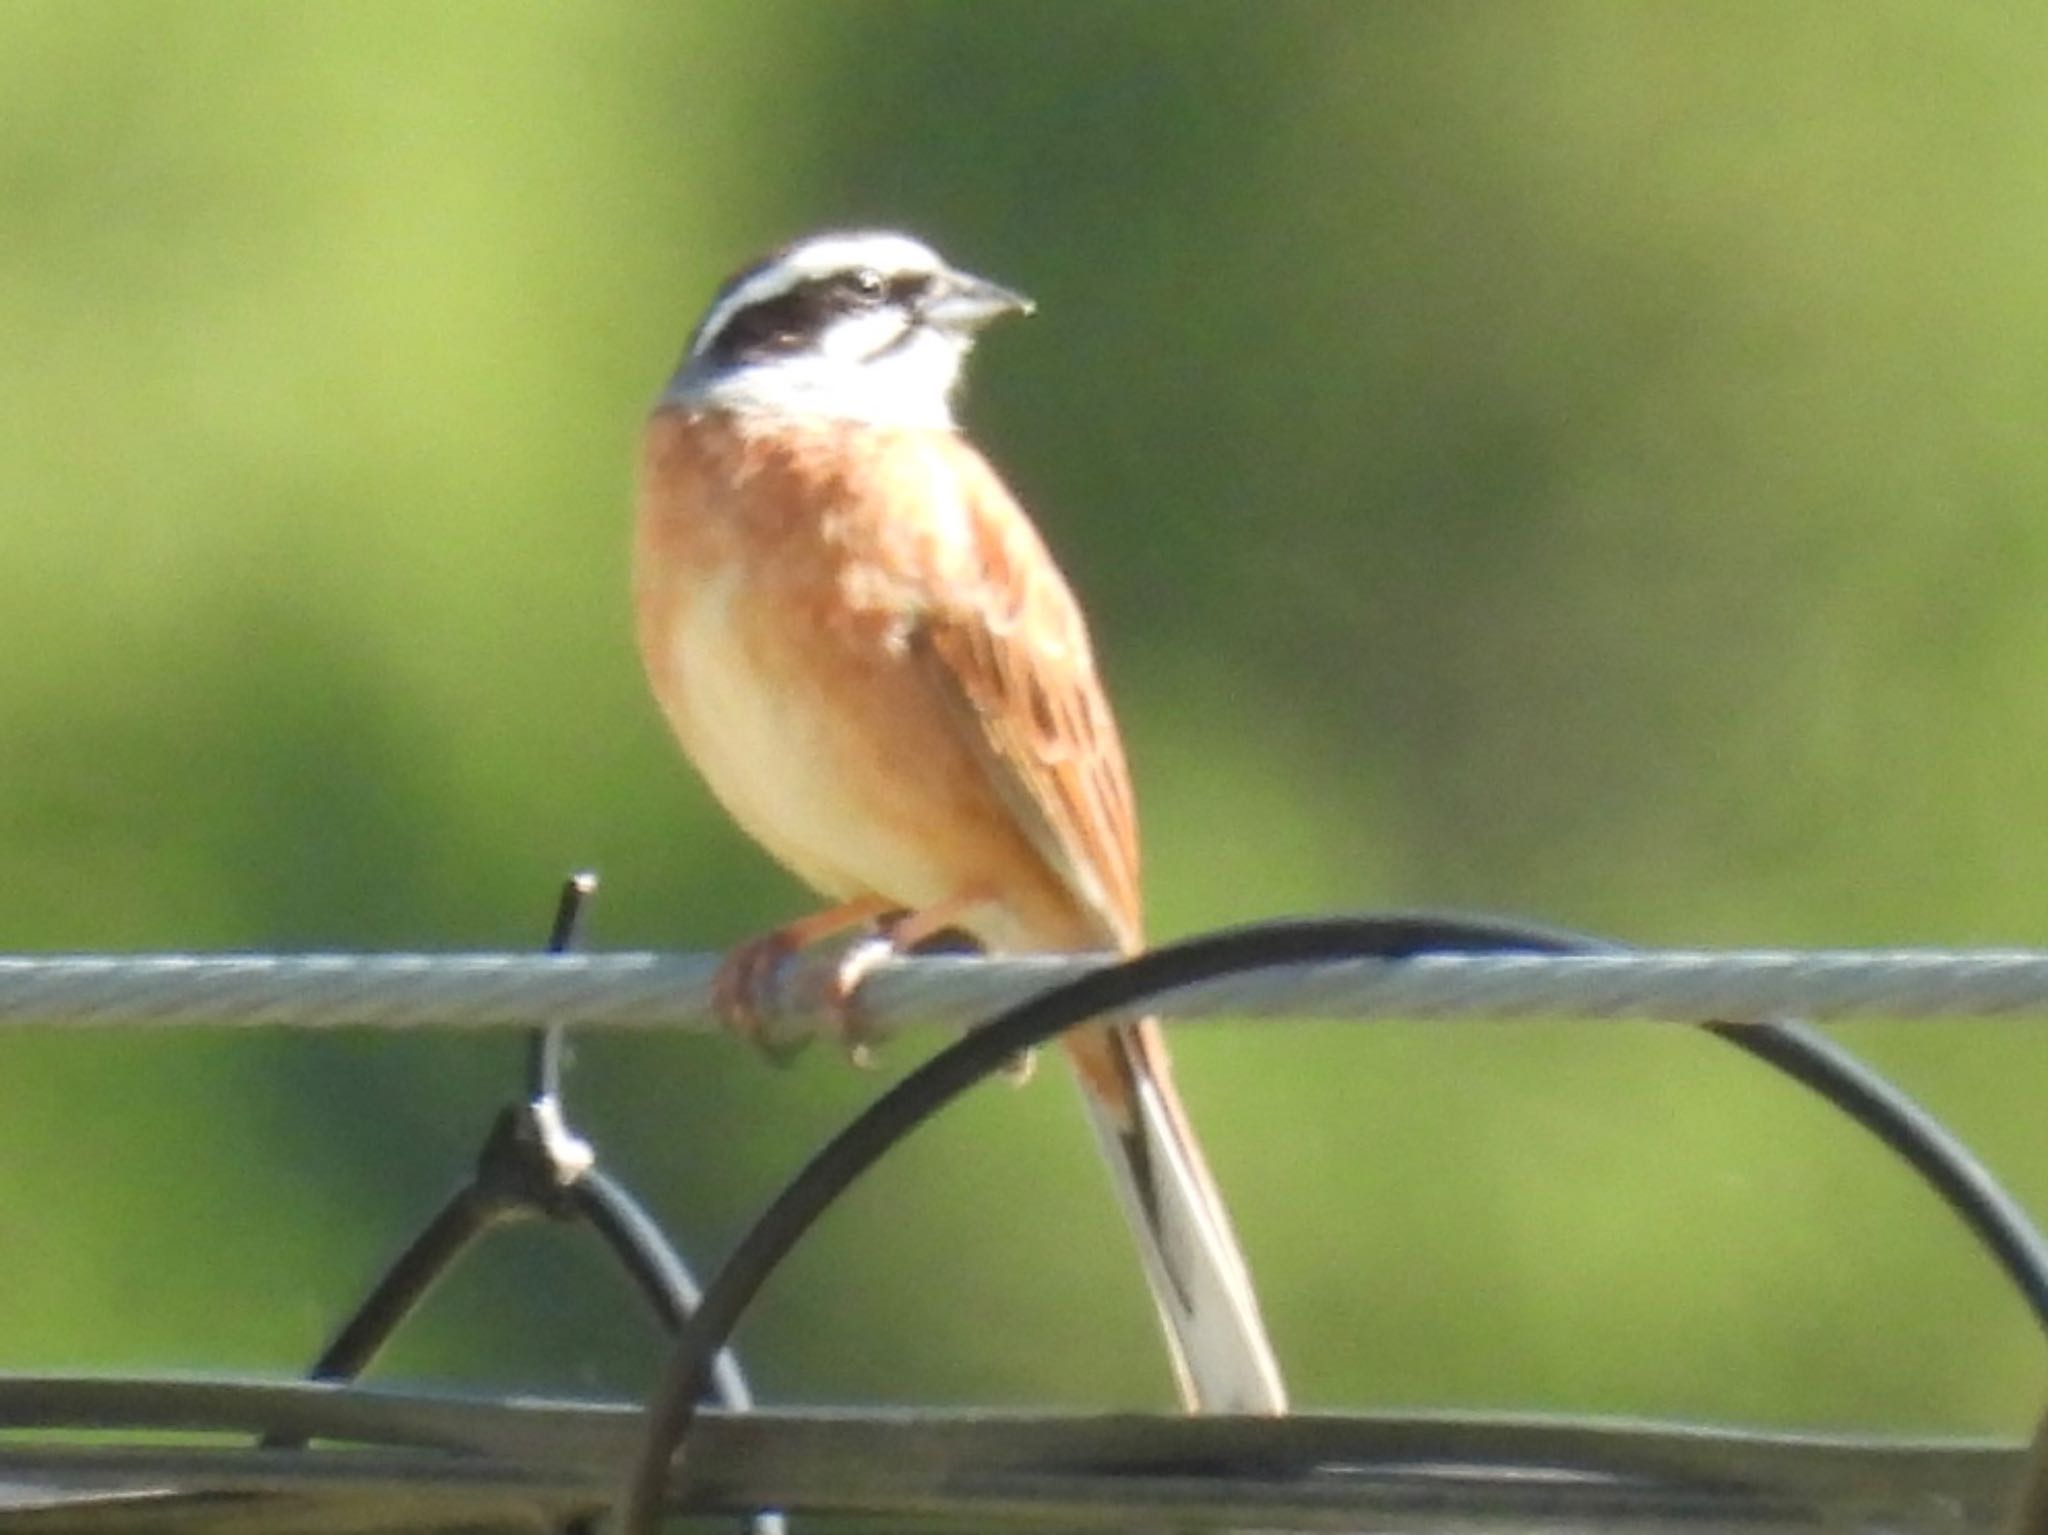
<box><xmin>1704</xmin><ymin>1019</ymin><xmax>2048</xmax><ymax>1330</ymax></box>
<box><xmin>618</xmin><ymin>912</ymin><xmax>2048</xmax><ymax>1532</ymax></box>
<box><xmin>575</xmin><ymin>1169</ymin><xmax>764</xmax><ymax>1416</ymax></box>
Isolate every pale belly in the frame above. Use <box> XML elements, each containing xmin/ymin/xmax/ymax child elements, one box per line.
<box><xmin>654</xmin><ymin>563</ymin><xmax>963</xmax><ymax>913</ymax></box>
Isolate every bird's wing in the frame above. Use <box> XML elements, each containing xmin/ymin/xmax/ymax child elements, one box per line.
<box><xmin>907</xmin><ymin>436</ymin><xmax>1143</xmax><ymax>953</ymax></box>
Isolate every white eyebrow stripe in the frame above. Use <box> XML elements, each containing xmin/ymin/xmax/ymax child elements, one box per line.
<box><xmin>688</xmin><ymin>230</ymin><xmax>944</xmax><ymax>360</ymax></box>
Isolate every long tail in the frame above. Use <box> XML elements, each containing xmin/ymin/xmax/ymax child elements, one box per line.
<box><xmin>1066</xmin><ymin>1018</ymin><xmax>1289</xmax><ymax>1413</ymax></box>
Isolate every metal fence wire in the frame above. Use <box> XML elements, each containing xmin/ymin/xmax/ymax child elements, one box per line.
<box><xmin>2</xmin><ymin>875</ymin><xmax>2046</xmax><ymax>1534</ymax></box>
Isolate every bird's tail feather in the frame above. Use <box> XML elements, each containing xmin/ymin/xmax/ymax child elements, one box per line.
<box><xmin>1073</xmin><ymin>1020</ymin><xmax>1288</xmax><ymax>1413</ymax></box>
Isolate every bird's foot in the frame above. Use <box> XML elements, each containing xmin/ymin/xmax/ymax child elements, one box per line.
<box><xmin>710</xmin><ymin>896</ymin><xmax>898</xmax><ymax>1063</ymax></box>
<box><xmin>711</xmin><ymin>928</ymin><xmax>808</xmax><ymax>1064</ymax></box>
<box><xmin>838</xmin><ymin>902</ymin><xmax>1034</xmax><ymax>1082</ymax></box>
<box><xmin>708</xmin><ymin>924</ymin><xmax>897</xmax><ymax>1068</ymax></box>
<box><xmin>822</xmin><ymin>931</ymin><xmax>899</xmax><ymax>1068</ymax></box>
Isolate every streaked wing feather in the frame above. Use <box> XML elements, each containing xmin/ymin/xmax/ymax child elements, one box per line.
<box><xmin>908</xmin><ymin>455</ymin><xmax>1142</xmax><ymax>951</ymax></box>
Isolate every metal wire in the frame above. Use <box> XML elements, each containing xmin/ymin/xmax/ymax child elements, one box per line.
<box><xmin>615</xmin><ymin>914</ymin><xmax>2048</xmax><ymax>1533</ymax></box>
<box><xmin>11</xmin><ymin>939</ymin><xmax>2048</xmax><ymax>1037</ymax></box>
<box><xmin>0</xmin><ymin>1375</ymin><xmax>2025</xmax><ymax>1535</ymax></box>
<box><xmin>8</xmin><ymin>905</ymin><xmax>2046</xmax><ymax>1532</ymax></box>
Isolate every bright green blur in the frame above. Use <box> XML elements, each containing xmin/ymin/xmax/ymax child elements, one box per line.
<box><xmin>0</xmin><ymin>3</ymin><xmax>2043</xmax><ymax>1431</ymax></box>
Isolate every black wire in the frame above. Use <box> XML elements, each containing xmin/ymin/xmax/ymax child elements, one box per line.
<box><xmin>1706</xmin><ymin>1017</ymin><xmax>2048</xmax><ymax>1329</ymax></box>
<box><xmin>576</xmin><ymin>1171</ymin><xmax>787</xmax><ymax>1535</ymax></box>
<box><xmin>617</xmin><ymin>911</ymin><xmax>2048</xmax><ymax>1532</ymax></box>
<box><xmin>574</xmin><ymin>1169</ymin><xmax>764</xmax><ymax>1415</ymax></box>
<box><xmin>527</xmin><ymin>870</ymin><xmax>595</xmax><ymax>1103</ymax></box>
<box><xmin>527</xmin><ymin>875</ymin><xmax>778</xmax><ymax>1535</ymax></box>
<box><xmin>300</xmin><ymin>1183</ymin><xmax>503</xmax><ymax>1384</ymax></box>
<box><xmin>258</xmin><ymin>1183</ymin><xmax>507</xmax><ymax>1452</ymax></box>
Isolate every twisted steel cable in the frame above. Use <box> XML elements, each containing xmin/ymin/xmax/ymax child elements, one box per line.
<box><xmin>6</xmin><ymin>941</ymin><xmax>2048</xmax><ymax>1036</ymax></box>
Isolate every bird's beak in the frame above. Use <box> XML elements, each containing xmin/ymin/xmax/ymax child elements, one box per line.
<box><xmin>921</xmin><ymin>269</ymin><xmax>1036</xmax><ymax>332</ymax></box>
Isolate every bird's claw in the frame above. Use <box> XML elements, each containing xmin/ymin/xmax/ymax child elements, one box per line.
<box><xmin>712</xmin><ymin>925</ymin><xmax>898</xmax><ymax>1067</ymax></box>
<box><xmin>711</xmin><ymin>930</ymin><xmax>807</xmax><ymax>1065</ymax></box>
<box><xmin>826</xmin><ymin>933</ymin><xmax>897</xmax><ymax>1068</ymax></box>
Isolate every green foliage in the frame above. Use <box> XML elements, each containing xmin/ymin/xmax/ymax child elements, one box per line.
<box><xmin>0</xmin><ymin>2</ymin><xmax>2042</xmax><ymax>1430</ymax></box>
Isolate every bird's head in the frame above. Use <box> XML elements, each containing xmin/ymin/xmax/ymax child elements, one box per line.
<box><xmin>663</xmin><ymin>230</ymin><xmax>1033</xmax><ymax>430</ymax></box>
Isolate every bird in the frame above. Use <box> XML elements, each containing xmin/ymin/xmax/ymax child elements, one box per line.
<box><xmin>632</xmin><ymin>228</ymin><xmax>1288</xmax><ymax>1413</ymax></box>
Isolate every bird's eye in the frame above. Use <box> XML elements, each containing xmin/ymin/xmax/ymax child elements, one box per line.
<box><xmin>845</xmin><ymin>267</ymin><xmax>887</xmax><ymax>303</ymax></box>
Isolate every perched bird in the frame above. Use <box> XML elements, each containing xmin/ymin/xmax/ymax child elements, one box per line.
<box><xmin>633</xmin><ymin>229</ymin><xmax>1287</xmax><ymax>1412</ymax></box>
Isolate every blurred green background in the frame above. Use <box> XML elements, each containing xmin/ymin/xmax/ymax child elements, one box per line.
<box><xmin>1</xmin><ymin>0</ymin><xmax>2044</xmax><ymax>1433</ymax></box>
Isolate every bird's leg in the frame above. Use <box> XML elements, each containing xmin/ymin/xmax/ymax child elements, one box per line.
<box><xmin>828</xmin><ymin>891</ymin><xmax>1008</xmax><ymax>1069</ymax></box>
<box><xmin>714</xmin><ymin>894</ymin><xmax>896</xmax><ymax>1060</ymax></box>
